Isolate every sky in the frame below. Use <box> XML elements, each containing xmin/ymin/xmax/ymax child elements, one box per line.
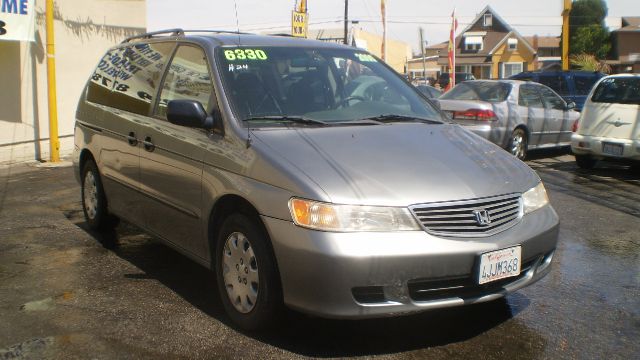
<box><xmin>147</xmin><ymin>0</ymin><xmax>640</xmax><ymax>53</ymax></box>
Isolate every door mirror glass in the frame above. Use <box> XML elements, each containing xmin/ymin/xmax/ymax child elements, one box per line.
<box><xmin>566</xmin><ymin>101</ymin><xmax>576</xmax><ymax>110</ymax></box>
<box><xmin>167</xmin><ymin>100</ymin><xmax>212</xmax><ymax>128</ymax></box>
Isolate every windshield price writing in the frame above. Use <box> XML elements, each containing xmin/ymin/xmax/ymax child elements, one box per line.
<box><xmin>224</xmin><ymin>49</ymin><xmax>268</xmax><ymax>61</ymax></box>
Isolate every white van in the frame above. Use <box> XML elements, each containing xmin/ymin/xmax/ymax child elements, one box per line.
<box><xmin>571</xmin><ymin>74</ymin><xmax>640</xmax><ymax>169</ymax></box>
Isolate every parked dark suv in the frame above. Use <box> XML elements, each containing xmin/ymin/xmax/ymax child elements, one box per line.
<box><xmin>509</xmin><ymin>71</ymin><xmax>605</xmax><ymax>111</ymax></box>
<box><xmin>438</xmin><ymin>72</ymin><xmax>475</xmax><ymax>89</ymax></box>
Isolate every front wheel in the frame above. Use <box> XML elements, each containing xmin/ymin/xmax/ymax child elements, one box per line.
<box><xmin>508</xmin><ymin>128</ymin><xmax>528</xmax><ymax>160</ymax></box>
<box><xmin>215</xmin><ymin>213</ymin><xmax>282</xmax><ymax>330</ymax></box>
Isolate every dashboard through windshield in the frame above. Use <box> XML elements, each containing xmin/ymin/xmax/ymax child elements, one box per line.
<box><xmin>216</xmin><ymin>46</ymin><xmax>441</xmax><ymax>126</ymax></box>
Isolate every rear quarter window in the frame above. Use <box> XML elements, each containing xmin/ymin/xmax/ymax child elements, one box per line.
<box><xmin>441</xmin><ymin>82</ymin><xmax>512</xmax><ymax>103</ymax></box>
<box><xmin>86</xmin><ymin>48</ymin><xmax>124</xmax><ymax>107</ymax></box>
<box><xmin>591</xmin><ymin>77</ymin><xmax>640</xmax><ymax>105</ymax></box>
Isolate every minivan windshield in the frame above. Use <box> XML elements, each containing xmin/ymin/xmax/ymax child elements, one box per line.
<box><xmin>591</xmin><ymin>77</ymin><xmax>640</xmax><ymax>105</ymax></box>
<box><xmin>216</xmin><ymin>46</ymin><xmax>441</xmax><ymax>126</ymax></box>
<box><xmin>440</xmin><ymin>81</ymin><xmax>512</xmax><ymax>103</ymax></box>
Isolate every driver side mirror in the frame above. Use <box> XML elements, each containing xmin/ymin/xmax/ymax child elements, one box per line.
<box><xmin>566</xmin><ymin>101</ymin><xmax>576</xmax><ymax>110</ymax></box>
<box><xmin>167</xmin><ymin>100</ymin><xmax>216</xmax><ymax>129</ymax></box>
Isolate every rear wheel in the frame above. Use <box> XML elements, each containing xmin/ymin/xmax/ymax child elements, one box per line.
<box><xmin>215</xmin><ymin>213</ymin><xmax>282</xmax><ymax>330</ymax></box>
<box><xmin>508</xmin><ymin>128</ymin><xmax>528</xmax><ymax>160</ymax></box>
<box><xmin>81</xmin><ymin>160</ymin><xmax>118</xmax><ymax>231</ymax></box>
<box><xmin>575</xmin><ymin>154</ymin><xmax>597</xmax><ymax>169</ymax></box>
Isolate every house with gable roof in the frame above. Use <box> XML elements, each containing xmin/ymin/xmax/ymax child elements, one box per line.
<box><xmin>437</xmin><ymin>6</ymin><xmax>537</xmax><ymax>79</ymax></box>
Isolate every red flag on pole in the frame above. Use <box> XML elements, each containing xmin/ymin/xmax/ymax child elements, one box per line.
<box><xmin>446</xmin><ymin>8</ymin><xmax>458</xmax><ymax>92</ymax></box>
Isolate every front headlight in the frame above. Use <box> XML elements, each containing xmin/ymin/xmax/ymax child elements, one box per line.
<box><xmin>522</xmin><ymin>182</ymin><xmax>549</xmax><ymax>214</ymax></box>
<box><xmin>288</xmin><ymin>198</ymin><xmax>421</xmax><ymax>232</ymax></box>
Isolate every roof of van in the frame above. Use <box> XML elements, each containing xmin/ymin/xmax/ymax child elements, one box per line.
<box><xmin>122</xmin><ymin>29</ymin><xmax>353</xmax><ymax>50</ymax></box>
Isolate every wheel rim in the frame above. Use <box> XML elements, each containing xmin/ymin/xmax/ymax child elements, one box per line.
<box><xmin>510</xmin><ymin>131</ymin><xmax>526</xmax><ymax>159</ymax></box>
<box><xmin>83</xmin><ymin>171</ymin><xmax>99</xmax><ymax>220</ymax></box>
<box><xmin>222</xmin><ymin>231</ymin><xmax>259</xmax><ymax>314</ymax></box>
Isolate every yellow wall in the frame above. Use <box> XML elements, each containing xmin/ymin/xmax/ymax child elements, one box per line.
<box><xmin>491</xmin><ymin>37</ymin><xmax>536</xmax><ymax>78</ymax></box>
<box><xmin>0</xmin><ymin>0</ymin><xmax>146</xmax><ymax>163</ymax></box>
<box><xmin>354</xmin><ymin>29</ymin><xmax>412</xmax><ymax>74</ymax></box>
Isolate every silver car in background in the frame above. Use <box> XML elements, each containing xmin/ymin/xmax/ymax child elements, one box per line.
<box><xmin>438</xmin><ymin>80</ymin><xmax>580</xmax><ymax>160</ymax></box>
<box><xmin>73</xmin><ymin>30</ymin><xmax>559</xmax><ymax>330</ymax></box>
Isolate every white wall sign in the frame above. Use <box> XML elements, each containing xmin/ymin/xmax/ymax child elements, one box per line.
<box><xmin>0</xmin><ymin>0</ymin><xmax>35</xmax><ymax>42</ymax></box>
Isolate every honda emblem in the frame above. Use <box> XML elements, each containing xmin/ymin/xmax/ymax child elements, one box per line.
<box><xmin>472</xmin><ymin>209</ymin><xmax>491</xmax><ymax>226</ymax></box>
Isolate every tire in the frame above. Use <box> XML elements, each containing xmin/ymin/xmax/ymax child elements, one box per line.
<box><xmin>81</xmin><ymin>160</ymin><xmax>118</xmax><ymax>232</ymax></box>
<box><xmin>215</xmin><ymin>213</ymin><xmax>282</xmax><ymax>331</ymax></box>
<box><xmin>575</xmin><ymin>154</ymin><xmax>597</xmax><ymax>169</ymax></box>
<box><xmin>508</xmin><ymin>128</ymin><xmax>528</xmax><ymax>161</ymax></box>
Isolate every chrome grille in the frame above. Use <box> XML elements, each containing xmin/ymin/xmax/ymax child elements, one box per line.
<box><xmin>409</xmin><ymin>194</ymin><xmax>522</xmax><ymax>237</ymax></box>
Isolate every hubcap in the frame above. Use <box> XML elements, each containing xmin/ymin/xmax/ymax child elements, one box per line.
<box><xmin>511</xmin><ymin>132</ymin><xmax>525</xmax><ymax>159</ymax></box>
<box><xmin>83</xmin><ymin>171</ymin><xmax>99</xmax><ymax>220</ymax></box>
<box><xmin>222</xmin><ymin>232</ymin><xmax>259</xmax><ymax>313</ymax></box>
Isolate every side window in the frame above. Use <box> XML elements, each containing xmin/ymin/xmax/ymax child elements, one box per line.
<box><xmin>538</xmin><ymin>75</ymin><xmax>568</xmax><ymax>96</ymax></box>
<box><xmin>155</xmin><ymin>45</ymin><xmax>214</xmax><ymax>119</ymax></box>
<box><xmin>539</xmin><ymin>86</ymin><xmax>566</xmax><ymax>110</ymax></box>
<box><xmin>518</xmin><ymin>85</ymin><xmax>543</xmax><ymax>108</ymax></box>
<box><xmin>109</xmin><ymin>42</ymin><xmax>175</xmax><ymax>115</ymax></box>
<box><xmin>86</xmin><ymin>47</ymin><xmax>126</xmax><ymax>106</ymax></box>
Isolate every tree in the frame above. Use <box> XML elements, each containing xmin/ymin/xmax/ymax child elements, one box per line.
<box><xmin>570</xmin><ymin>53</ymin><xmax>611</xmax><ymax>73</ymax></box>
<box><xmin>567</xmin><ymin>0</ymin><xmax>611</xmax><ymax>59</ymax></box>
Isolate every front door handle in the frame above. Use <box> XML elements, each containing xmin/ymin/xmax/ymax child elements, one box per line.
<box><xmin>127</xmin><ymin>132</ymin><xmax>138</xmax><ymax>146</ymax></box>
<box><xmin>143</xmin><ymin>136</ymin><xmax>155</xmax><ymax>152</ymax></box>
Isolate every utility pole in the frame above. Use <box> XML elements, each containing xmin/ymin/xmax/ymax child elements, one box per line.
<box><xmin>562</xmin><ymin>0</ymin><xmax>572</xmax><ymax>71</ymax></box>
<box><xmin>343</xmin><ymin>0</ymin><xmax>349</xmax><ymax>45</ymax></box>
<box><xmin>46</xmin><ymin>0</ymin><xmax>60</xmax><ymax>162</ymax></box>
<box><xmin>419</xmin><ymin>27</ymin><xmax>426</xmax><ymax>84</ymax></box>
<box><xmin>381</xmin><ymin>0</ymin><xmax>387</xmax><ymax>61</ymax></box>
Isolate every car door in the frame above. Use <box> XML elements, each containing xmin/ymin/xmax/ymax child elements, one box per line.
<box><xmin>538</xmin><ymin>85</ymin><xmax>570</xmax><ymax>146</ymax></box>
<box><xmin>139</xmin><ymin>44</ymin><xmax>214</xmax><ymax>257</ymax></box>
<box><xmin>517</xmin><ymin>84</ymin><xmax>546</xmax><ymax>147</ymax></box>
<box><xmin>84</xmin><ymin>46</ymin><xmax>140</xmax><ymax>222</ymax></box>
<box><xmin>99</xmin><ymin>42</ymin><xmax>175</xmax><ymax>225</ymax></box>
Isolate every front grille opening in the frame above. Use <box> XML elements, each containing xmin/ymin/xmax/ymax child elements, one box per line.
<box><xmin>352</xmin><ymin>286</ymin><xmax>386</xmax><ymax>304</ymax></box>
<box><xmin>408</xmin><ymin>258</ymin><xmax>537</xmax><ymax>302</ymax></box>
<box><xmin>410</xmin><ymin>194</ymin><xmax>522</xmax><ymax>237</ymax></box>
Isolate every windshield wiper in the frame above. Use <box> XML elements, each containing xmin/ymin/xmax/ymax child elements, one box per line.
<box><xmin>360</xmin><ymin>114</ymin><xmax>442</xmax><ymax>124</ymax></box>
<box><xmin>242</xmin><ymin>116</ymin><xmax>329</xmax><ymax>126</ymax></box>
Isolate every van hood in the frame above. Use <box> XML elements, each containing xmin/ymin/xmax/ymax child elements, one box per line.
<box><xmin>252</xmin><ymin>123</ymin><xmax>539</xmax><ymax>206</ymax></box>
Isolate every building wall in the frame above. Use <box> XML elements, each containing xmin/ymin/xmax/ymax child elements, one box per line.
<box><xmin>353</xmin><ymin>29</ymin><xmax>411</xmax><ymax>74</ymax></box>
<box><xmin>491</xmin><ymin>38</ymin><xmax>536</xmax><ymax>78</ymax></box>
<box><xmin>0</xmin><ymin>0</ymin><xmax>146</xmax><ymax>163</ymax></box>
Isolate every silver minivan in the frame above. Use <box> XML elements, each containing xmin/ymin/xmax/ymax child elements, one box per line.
<box><xmin>73</xmin><ymin>29</ymin><xmax>559</xmax><ymax>330</ymax></box>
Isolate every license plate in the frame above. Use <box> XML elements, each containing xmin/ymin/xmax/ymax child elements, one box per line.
<box><xmin>602</xmin><ymin>142</ymin><xmax>623</xmax><ymax>156</ymax></box>
<box><xmin>478</xmin><ymin>246</ymin><xmax>521</xmax><ymax>285</ymax></box>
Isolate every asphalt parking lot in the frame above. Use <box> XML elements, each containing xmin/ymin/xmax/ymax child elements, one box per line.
<box><xmin>1</xmin><ymin>150</ymin><xmax>639</xmax><ymax>359</ymax></box>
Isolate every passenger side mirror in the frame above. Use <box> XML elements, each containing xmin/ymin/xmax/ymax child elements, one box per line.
<box><xmin>566</xmin><ymin>101</ymin><xmax>576</xmax><ymax>110</ymax></box>
<box><xmin>167</xmin><ymin>100</ymin><xmax>215</xmax><ymax>129</ymax></box>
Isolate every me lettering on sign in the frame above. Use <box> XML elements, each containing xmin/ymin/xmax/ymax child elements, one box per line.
<box><xmin>0</xmin><ymin>20</ymin><xmax>6</xmax><ymax>35</ymax></box>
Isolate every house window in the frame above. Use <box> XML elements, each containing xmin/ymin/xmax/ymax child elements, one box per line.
<box><xmin>465</xmin><ymin>36</ymin><xmax>483</xmax><ymax>51</ymax></box>
<box><xmin>508</xmin><ymin>38</ymin><xmax>518</xmax><ymax>51</ymax></box>
<box><xmin>502</xmin><ymin>62</ymin><xmax>523</xmax><ymax>78</ymax></box>
<box><xmin>483</xmin><ymin>14</ymin><xmax>493</xmax><ymax>27</ymax></box>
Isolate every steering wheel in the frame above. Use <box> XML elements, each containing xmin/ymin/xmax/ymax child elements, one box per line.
<box><xmin>339</xmin><ymin>95</ymin><xmax>366</xmax><ymax>107</ymax></box>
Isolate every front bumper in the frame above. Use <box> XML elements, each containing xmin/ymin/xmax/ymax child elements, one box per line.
<box><xmin>263</xmin><ymin>205</ymin><xmax>559</xmax><ymax>319</ymax></box>
<box><xmin>571</xmin><ymin>134</ymin><xmax>640</xmax><ymax>161</ymax></box>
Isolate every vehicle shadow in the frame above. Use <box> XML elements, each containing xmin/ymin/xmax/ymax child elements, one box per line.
<box><xmin>66</xmin><ymin>211</ymin><xmax>529</xmax><ymax>357</ymax></box>
<box><xmin>525</xmin><ymin>146</ymin><xmax>571</xmax><ymax>161</ymax></box>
